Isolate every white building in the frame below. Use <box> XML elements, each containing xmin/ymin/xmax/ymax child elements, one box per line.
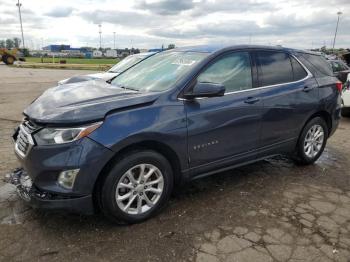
<box><xmin>105</xmin><ymin>49</ymin><xmax>118</xmax><ymax>58</ymax></box>
<box><xmin>93</xmin><ymin>50</ymin><xmax>103</xmax><ymax>58</ymax></box>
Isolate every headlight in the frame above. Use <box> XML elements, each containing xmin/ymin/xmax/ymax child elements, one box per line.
<box><xmin>34</xmin><ymin>122</ymin><xmax>102</xmax><ymax>145</ymax></box>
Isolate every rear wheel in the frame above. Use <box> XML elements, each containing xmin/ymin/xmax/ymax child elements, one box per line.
<box><xmin>99</xmin><ymin>150</ymin><xmax>173</xmax><ymax>224</ymax></box>
<box><xmin>295</xmin><ymin>117</ymin><xmax>328</xmax><ymax>165</ymax></box>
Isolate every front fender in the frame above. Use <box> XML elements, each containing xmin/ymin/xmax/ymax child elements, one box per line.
<box><xmin>88</xmin><ymin>102</ymin><xmax>188</xmax><ymax>170</ymax></box>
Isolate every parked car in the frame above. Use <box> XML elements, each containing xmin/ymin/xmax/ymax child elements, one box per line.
<box><xmin>10</xmin><ymin>45</ymin><xmax>341</xmax><ymax>224</ymax></box>
<box><xmin>327</xmin><ymin>60</ymin><xmax>350</xmax><ymax>117</ymax></box>
<box><xmin>341</xmin><ymin>74</ymin><xmax>350</xmax><ymax>117</ymax></box>
<box><xmin>58</xmin><ymin>52</ymin><xmax>157</xmax><ymax>85</ymax></box>
<box><xmin>329</xmin><ymin>59</ymin><xmax>350</xmax><ymax>83</ymax></box>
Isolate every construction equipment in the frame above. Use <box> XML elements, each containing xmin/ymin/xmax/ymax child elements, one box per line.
<box><xmin>0</xmin><ymin>48</ymin><xmax>18</xmax><ymax>65</ymax></box>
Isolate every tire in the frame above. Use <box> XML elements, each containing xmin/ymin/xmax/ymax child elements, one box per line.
<box><xmin>341</xmin><ymin>107</ymin><xmax>350</xmax><ymax>117</ymax></box>
<box><xmin>295</xmin><ymin>117</ymin><xmax>328</xmax><ymax>165</ymax></box>
<box><xmin>99</xmin><ymin>150</ymin><xmax>174</xmax><ymax>224</ymax></box>
<box><xmin>2</xmin><ymin>55</ymin><xmax>15</xmax><ymax>65</ymax></box>
<box><xmin>2</xmin><ymin>55</ymin><xmax>9</xmax><ymax>65</ymax></box>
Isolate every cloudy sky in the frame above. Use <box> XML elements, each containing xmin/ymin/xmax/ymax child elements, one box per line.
<box><xmin>0</xmin><ymin>0</ymin><xmax>349</xmax><ymax>50</ymax></box>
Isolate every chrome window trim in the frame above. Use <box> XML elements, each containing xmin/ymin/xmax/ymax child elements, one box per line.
<box><xmin>178</xmin><ymin>53</ymin><xmax>313</xmax><ymax>101</ymax></box>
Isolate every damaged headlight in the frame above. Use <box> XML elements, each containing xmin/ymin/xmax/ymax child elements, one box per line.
<box><xmin>34</xmin><ymin>122</ymin><xmax>102</xmax><ymax>145</ymax></box>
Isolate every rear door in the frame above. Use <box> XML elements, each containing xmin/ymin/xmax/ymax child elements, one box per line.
<box><xmin>254</xmin><ymin>50</ymin><xmax>319</xmax><ymax>155</ymax></box>
<box><xmin>185</xmin><ymin>51</ymin><xmax>262</xmax><ymax>171</ymax></box>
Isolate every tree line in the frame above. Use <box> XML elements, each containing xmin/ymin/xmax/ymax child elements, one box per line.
<box><xmin>0</xmin><ymin>38</ymin><xmax>22</xmax><ymax>49</ymax></box>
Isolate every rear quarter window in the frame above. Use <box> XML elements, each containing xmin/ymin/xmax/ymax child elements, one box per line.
<box><xmin>297</xmin><ymin>53</ymin><xmax>333</xmax><ymax>77</ymax></box>
<box><xmin>291</xmin><ymin>56</ymin><xmax>308</xmax><ymax>80</ymax></box>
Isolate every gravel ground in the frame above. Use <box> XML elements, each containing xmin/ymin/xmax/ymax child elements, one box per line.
<box><xmin>0</xmin><ymin>64</ymin><xmax>349</xmax><ymax>262</ymax></box>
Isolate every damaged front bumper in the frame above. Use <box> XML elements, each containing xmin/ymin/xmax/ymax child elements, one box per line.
<box><xmin>4</xmin><ymin>168</ymin><xmax>94</xmax><ymax>214</ymax></box>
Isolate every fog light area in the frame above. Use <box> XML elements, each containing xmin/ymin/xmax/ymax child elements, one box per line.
<box><xmin>58</xmin><ymin>169</ymin><xmax>79</xmax><ymax>189</ymax></box>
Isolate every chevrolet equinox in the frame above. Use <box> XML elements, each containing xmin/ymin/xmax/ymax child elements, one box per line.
<box><xmin>11</xmin><ymin>45</ymin><xmax>341</xmax><ymax>224</ymax></box>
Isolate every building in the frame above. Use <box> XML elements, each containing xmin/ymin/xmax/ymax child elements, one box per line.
<box><xmin>105</xmin><ymin>49</ymin><xmax>118</xmax><ymax>58</ymax></box>
<box><xmin>93</xmin><ymin>50</ymin><xmax>103</xmax><ymax>58</ymax></box>
<box><xmin>43</xmin><ymin>45</ymin><xmax>70</xmax><ymax>52</ymax></box>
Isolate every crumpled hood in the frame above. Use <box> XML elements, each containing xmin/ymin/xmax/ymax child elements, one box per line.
<box><xmin>24</xmin><ymin>80</ymin><xmax>160</xmax><ymax>125</ymax></box>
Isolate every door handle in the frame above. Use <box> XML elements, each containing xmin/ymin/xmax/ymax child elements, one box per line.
<box><xmin>303</xmin><ymin>86</ymin><xmax>314</xmax><ymax>92</ymax></box>
<box><xmin>244</xmin><ymin>97</ymin><xmax>260</xmax><ymax>104</ymax></box>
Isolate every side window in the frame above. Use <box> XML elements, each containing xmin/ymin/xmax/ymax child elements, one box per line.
<box><xmin>256</xmin><ymin>51</ymin><xmax>293</xmax><ymax>86</ymax></box>
<box><xmin>291</xmin><ymin>56</ymin><xmax>308</xmax><ymax>80</ymax></box>
<box><xmin>197</xmin><ymin>52</ymin><xmax>252</xmax><ymax>93</ymax></box>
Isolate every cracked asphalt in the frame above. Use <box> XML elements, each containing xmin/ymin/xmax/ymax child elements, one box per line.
<box><xmin>0</xmin><ymin>64</ymin><xmax>350</xmax><ymax>261</ymax></box>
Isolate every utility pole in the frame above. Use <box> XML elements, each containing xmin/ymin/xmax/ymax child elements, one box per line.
<box><xmin>98</xmin><ymin>24</ymin><xmax>102</xmax><ymax>50</ymax></box>
<box><xmin>16</xmin><ymin>0</ymin><xmax>25</xmax><ymax>49</ymax></box>
<box><xmin>332</xmin><ymin>11</ymin><xmax>342</xmax><ymax>50</ymax></box>
<box><xmin>113</xmin><ymin>32</ymin><xmax>116</xmax><ymax>49</ymax></box>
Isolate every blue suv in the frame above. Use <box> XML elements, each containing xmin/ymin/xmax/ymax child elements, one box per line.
<box><xmin>11</xmin><ymin>45</ymin><xmax>341</xmax><ymax>223</ymax></box>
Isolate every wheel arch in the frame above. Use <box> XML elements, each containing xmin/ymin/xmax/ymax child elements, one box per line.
<box><xmin>302</xmin><ymin>111</ymin><xmax>332</xmax><ymax>137</ymax></box>
<box><xmin>92</xmin><ymin>140</ymin><xmax>183</xmax><ymax>210</ymax></box>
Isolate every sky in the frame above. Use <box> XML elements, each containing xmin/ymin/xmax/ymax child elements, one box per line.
<box><xmin>0</xmin><ymin>0</ymin><xmax>349</xmax><ymax>50</ymax></box>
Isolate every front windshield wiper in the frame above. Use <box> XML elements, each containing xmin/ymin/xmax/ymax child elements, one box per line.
<box><xmin>114</xmin><ymin>84</ymin><xmax>139</xmax><ymax>92</ymax></box>
<box><xmin>123</xmin><ymin>86</ymin><xmax>139</xmax><ymax>92</ymax></box>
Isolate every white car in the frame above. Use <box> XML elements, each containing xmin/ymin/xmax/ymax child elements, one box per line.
<box><xmin>342</xmin><ymin>74</ymin><xmax>350</xmax><ymax>117</ymax></box>
<box><xmin>58</xmin><ymin>52</ymin><xmax>157</xmax><ymax>85</ymax></box>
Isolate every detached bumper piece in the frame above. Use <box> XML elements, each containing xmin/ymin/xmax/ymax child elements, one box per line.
<box><xmin>4</xmin><ymin>168</ymin><xmax>94</xmax><ymax>215</ymax></box>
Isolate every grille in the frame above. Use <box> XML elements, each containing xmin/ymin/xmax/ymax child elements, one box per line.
<box><xmin>15</xmin><ymin>120</ymin><xmax>39</xmax><ymax>157</ymax></box>
<box><xmin>15</xmin><ymin>128</ymin><xmax>30</xmax><ymax>156</ymax></box>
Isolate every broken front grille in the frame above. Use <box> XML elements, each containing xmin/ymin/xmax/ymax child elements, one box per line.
<box><xmin>15</xmin><ymin>120</ymin><xmax>39</xmax><ymax>157</ymax></box>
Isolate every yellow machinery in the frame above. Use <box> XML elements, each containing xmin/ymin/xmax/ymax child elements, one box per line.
<box><xmin>0</xmin><ymin>48</ymin><xmax>18</xmax><ymax>65</ymax></box>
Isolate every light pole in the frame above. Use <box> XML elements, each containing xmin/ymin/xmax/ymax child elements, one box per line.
<box><xmin>113</xmin><ymin>32</ymin><xmax>116</xmax><ymax>50</ymax></box>
<box><xmin>16</xmin><ymin>0</ymin><xmax>25</xmax><ymax>49</ymax></box>
<box><xmin>332</xmin><ymin>11</ymin><xmax>342</xmax><ymax>50</ymax></box>
<box><xmin>98</xmin><ymin>24</ymin><xmax>102</xmax><ymax>50</ymax></box>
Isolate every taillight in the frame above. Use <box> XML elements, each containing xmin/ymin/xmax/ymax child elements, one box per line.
<box><xmin>336</xmin><ymin>82</ymin><xmax>342</xmax><ymax>92</ymax></box>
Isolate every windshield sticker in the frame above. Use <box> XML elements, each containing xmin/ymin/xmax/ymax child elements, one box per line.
<box><xmin>171</xmin><ymin>59</ymin><xmax>197</xmax><ymax>66</ymax></box>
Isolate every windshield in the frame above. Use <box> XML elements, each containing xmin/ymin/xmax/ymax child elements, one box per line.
<box><xmin>111</xmin><ymin>51</ymin><xmax>208</xmax><ymax>92</ymax></box>
<box><xmin>108</xmin><ymin>55</ymin><xmax>146</xmax><ymax>73</ymax></box>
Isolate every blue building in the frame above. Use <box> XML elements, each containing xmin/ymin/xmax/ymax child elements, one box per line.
<box><xmin>43</xmin><ymin>45</ymin><xmax>71</xmax><ymax>52</ymax></box>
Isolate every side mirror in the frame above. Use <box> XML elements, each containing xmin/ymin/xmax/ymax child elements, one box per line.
<box><xmin>184</xmin><ymin>82</ymin><xmax>225</xmax><ymax>99</ymax></box>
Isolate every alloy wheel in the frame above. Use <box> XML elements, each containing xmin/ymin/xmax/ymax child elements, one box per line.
<box><xmin>115</xmin><ymin>164</ymin><xmax>164</xmax><ymax>215</ymax></box>
<box><xmin>303</xmin><ymin>124</ymin><xmax>324</xmax><ymax>158</ymax></box>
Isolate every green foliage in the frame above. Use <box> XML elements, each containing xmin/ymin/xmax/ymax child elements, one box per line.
<box><xmin>5</xmin><ymin>39</ymin><xmax>14</xmax><ymax>49</ymax></box>
<box><xmin>24</xmin><ymin>57</ymin><xmax>118</xmax><ymax>65</ymax></box>
<box><xmin>168</xmin><ymin>44</ymin><xmax>175</xmax><ymax>49</ymax></box>
<box><xmin>0</xmin><ymin>38</ymin><xmax>22</xmax><ymax>49</ymax></box>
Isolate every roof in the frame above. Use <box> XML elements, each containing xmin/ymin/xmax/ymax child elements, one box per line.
<box><xmin>173</xmin><ymin>44</ymin><xmax>315</xmax><ymax>55</ymax></box>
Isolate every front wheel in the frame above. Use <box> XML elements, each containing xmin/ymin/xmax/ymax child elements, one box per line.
<box><xmin>295</xmin><ymin>117</ymin><xmax>328</xmax><ymax>165</ymax></box>
<box><xmin>99</xmin><ymin>150</ymin><xmax>174</xmax><ymax>224</ymax></box>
